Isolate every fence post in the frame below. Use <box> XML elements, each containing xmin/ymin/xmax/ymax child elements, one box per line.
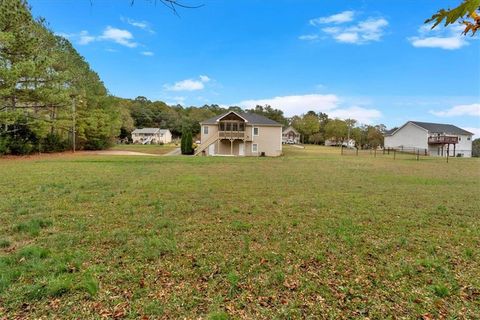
<box><xmin>356</xmin><ymin>148</ymin><xmax>359</xmax><ymax>156</ymax></box>
<box><xmin>394</xmin><ymin>150</ymin><xmax>396</xmax><ymax>160</ymax></box>
<box><xmin>341</xmin><ymin>145</ymin><xmax>343</xmax><ymax>155</ymax></box>
<box><xmin>416</xmin><ymin>149</ymin><xmax>419</xmax><ymax>161</ymax></box>
<box><xmin>374</xmin><ymin>148</ymin><xmax>376</xmax><ymax>158</ymax></box>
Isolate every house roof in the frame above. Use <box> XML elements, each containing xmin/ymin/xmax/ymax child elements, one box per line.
<box><xmin>283</xmin><ymin>126</ymin><xmax>299</xmax><ymax>135</ymax></box>
<box><xmin>386</xmin><ymin>121</ymin><xmax>473</xmax><ymax>136</ymax></box>
<box><xmin>132</xmin><ymin>128</ymin><xmax>170</xmax><ymax>134</ymax></box>
<box><xmin>410</xmin><ymin>121</ymin><xmax>473</xmax><ymax>135</ymax></box>
<box><xmin>200</xmin><ymin>111</ymin><xmax>282</xmax><ymax>126</ymax></box>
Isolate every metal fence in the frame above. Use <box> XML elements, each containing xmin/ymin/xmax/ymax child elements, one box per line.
<box><xmin>340</xmin><ymin>146</ymin><xmax>430</xmax><ymax>161</ymax></box>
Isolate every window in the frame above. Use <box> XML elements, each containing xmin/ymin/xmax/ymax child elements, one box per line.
<box><xmin>253</xmin><ymin>127</ymin><xmax>259</xmax><ymax>136</ymax></box>
<box><xmin>467</xmin><ymin>137</ymin><xmax>471</xmax><ymax>141</ymax></box>
<box><xmin>203</xmin><ymin>126</ymin><xmax>209</xmax><ymax>135</ymax></box>
<box><xmin>459</xmin><ymin>137</ymin><xmax>461</xmax><ymax>141</ymax></box>
<box><xmin>252</xmin><ymin>143</ymin><xmax>258</xmax><ymax>153</ymax></box>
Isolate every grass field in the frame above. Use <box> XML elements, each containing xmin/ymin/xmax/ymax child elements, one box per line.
<box><xmin>1</xmin><ymin>145</ymin><xmax>479</xmax><ymax>319</ymax></box>
<box><xmin>110</xmin><ymin>144</ymin><xmax>178</xmax><ymax>155</ymax></box>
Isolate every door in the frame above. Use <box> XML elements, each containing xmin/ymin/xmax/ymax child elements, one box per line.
<box><xmin>208</xmin><ymin>143</ymin><xmax>215</xmax><ymax>156</ymax></box>
<box><xmin>239</xmin><ymin>143</ymin><xmax>245</xmax><ymax>156</ymax></box>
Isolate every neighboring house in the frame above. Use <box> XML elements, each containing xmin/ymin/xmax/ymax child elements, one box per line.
<box><xmin>131</xmin><ymin>128</ymin><xmax>172</xmax><ymax>144</ymax></box>
<box><xmin>384</xmin><ymin>121</ymin><xmax>473</xmax><ymax>157</ymax></box>
<box><xmin>195</xmin><ymin>111</ymin><xmax>283</xmax><ymax>156</ymax></box>
<box><xmin>282</xmin><ymin>126</ymin><xmax>301</xmax><ymax>144</ymax></box>
<box><xmin>325</xmin><ymin>139</ymin><xmax>356</xmax><ymax>148</ymax></box>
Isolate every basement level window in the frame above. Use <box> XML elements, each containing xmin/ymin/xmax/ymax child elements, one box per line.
<box><xmin>252</xmin><ymin>143</ymin><xmax>258</xmax><ymax>153</ymax></box>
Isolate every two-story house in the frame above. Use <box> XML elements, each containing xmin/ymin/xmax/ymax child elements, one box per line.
<box><xmin>195</xmin><ymin>111</ymin><xmax>283</xmax><ymax>156</ymax></box>
<box><xmin>131</xmin><ymin>128</ymin><xmax>172</xmax><ymax>144</ymax></box>
<box><xmin>384</xmin><ymin>121</ymin><xmax>474</xmax><ymax>157</ymax></box>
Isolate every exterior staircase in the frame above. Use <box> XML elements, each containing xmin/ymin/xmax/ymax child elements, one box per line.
<box><xmin>194</xmin><ymin>134</ymin><xmax>218</xmax><ymax>156</ymax></box>
<box><xmin>142</xmin><ymin>136</ymin><xmax>154</xmax><ymax>145</ymax></box>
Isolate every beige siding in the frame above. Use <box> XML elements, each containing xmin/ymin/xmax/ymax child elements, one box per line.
<box><xmin>199</xmin><ymin>123</ymin><xmax>282</xmax><ymax>157</ymax></box>
<box><xmin>249</xmin><ymin>125</ymin><xmax>283</xmax><ymax>156</ymax></box>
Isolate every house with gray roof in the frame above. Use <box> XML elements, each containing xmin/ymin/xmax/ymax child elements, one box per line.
<box><xmin>132</xmin><ymin>128</ymin><xmax>172</xmax><ymax>144</ymax></box>
<box><xmin>384</xmin><ymin>121</ymin><xmax>474</xmax><ymax>157</ymax></box>
<box><xmin>195</xmin><ymin>111</ymin><xmax>283</xmax><ymax>156</ymax></box>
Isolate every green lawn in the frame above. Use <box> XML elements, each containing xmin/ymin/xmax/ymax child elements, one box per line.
<box><xmin>1</xmin><ymin>145</ymin><xmax>479</xmax><ymax>319</ymax></box>
<box><xmin>110</xmin><ymin>143</ymin><xmax>178</xmax><ymax>155</ymax></box>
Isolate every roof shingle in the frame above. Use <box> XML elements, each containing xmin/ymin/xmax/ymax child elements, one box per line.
<box><xmin>200</xmin><ymin>111</ymin><xmax>282</xmax><ymax>126</ymax></box>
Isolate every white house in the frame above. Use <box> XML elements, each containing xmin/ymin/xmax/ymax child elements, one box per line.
<box><xmin>282</xmin><ymin>126</ymin><xmax>301</xmax><ymax>144</ymax></box>
<box><xmin>384</xmin><ymin>121</ymin><xmax>473</xmax><ymax>157</ymax></box>
<box><xmin>131</xmin><ymin>128</ymin><xmax>172</xmax><ymax>144</ymax></box>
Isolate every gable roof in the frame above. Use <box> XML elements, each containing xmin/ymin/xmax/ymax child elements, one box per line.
<box><xmin>200</xmin><ymin>111</ymin><xmax>282</xmax><ymax>126</ymax></box>
<box><xmin>283</xmin><ymin>126</ymin><xmax>299</xmax><ymax>135</ymax></box>
<box><xmin>132</xmin><ymin>128</ymin><xmax>170</xmax><ymax>134</ymax></box>
<box><xmin>386</xmin><ymin>121</ymin><xmax>473</xmax><ymax>136</ymax></box>
<box><xmin>410</xmin><ymin>121</ymin><xmax>473</xmax><ymax>135</ymax></box>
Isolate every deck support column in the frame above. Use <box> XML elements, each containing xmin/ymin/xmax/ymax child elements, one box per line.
<box><xmin>230</xmin><ymin>140</ymin><xmax>233</xmax><ymax>155</ymax></box>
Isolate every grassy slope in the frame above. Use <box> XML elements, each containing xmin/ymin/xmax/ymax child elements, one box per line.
<box><xmin>0</xmin><ymin>146</ymin><xmax>479</xmax><ymax>319</ymax></box>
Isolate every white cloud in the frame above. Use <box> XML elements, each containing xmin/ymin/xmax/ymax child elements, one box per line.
<box><xmin>238</xmin><ymin>94</ymin><xmax>340</xmax><ymax>116</ymax></box>
<box><xmin>410</xmin><ymin>36</ymin><xmax>467</xmax><ymax>50</ymax></box>
<box><xmin>310</xmin><ymin>11</ymin><xmax>355</xmax><ymax>25</ymax></box>
<box><xmin>302</xmin><ymin>13</ymin><xmax>389</xmax><ymax>45</ymax></box>
<box><xmin>99</xmin><ymin>26</ymin><xmax>137</xmax><ymax>48</ymax></box>
<box><xmin>408</xmin><ymin>24</ymin><xmax>470</xmax><ymax>50</ymax></box>
<box><xmin>121</xmin><ymin>17</ymin><xmax>155</xmax><ymax>34</ymax></box>
<box><xmin>329</xmin><ymin>106</ymin><xmax>382</xmax><ymax>124</ymax></box>
<box><xmin>335</xmin><ymin>32</ymin><xmax>359</xmax><ymax>43</ymax></box>
<box><xmin>199</xmin><ymin>75</ymin><xmax>211</xmax><ymax>83</ymax></box>
<box><xmin>237</xmin><ymin>94</ymin><xmax>382</xmax><ymax>124</ymax></box>
<box><xmin>141</xmin><ymin>51</ymin><xmax>154</xmax><ymax>56</ymax></box>
<box><xmin>430</xmin><ymin>103</ymin><xmax>480</xmax><ymax>117</ymax></box>
<box><xmin>78</xmin><ymin>30</ymin><xmax>95</xmax><ymax>45</ymax></box>
<box><xmin>164</xmin><ymin>75</ymin><xmax>211</xmax><ymax>92</ymax></box>
<box><xmin>299</xmin><ymin>34</ymin><xmax>319</xmax><ymax>41</ymax></box>
<box><xmin>57</xmin><ymin>31</ymin><xmax>95</xmax><ymax>45</ymax></box>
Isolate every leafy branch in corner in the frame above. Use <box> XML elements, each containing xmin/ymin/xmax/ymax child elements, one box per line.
<box><xmin>426</xmin><ymin>0</ymin><xmax>480</xmax><ymax>36</ymax></box>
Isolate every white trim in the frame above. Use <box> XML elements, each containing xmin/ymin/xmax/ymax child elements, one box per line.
<box><xmin>215</xmin><ymin>111</ymin><xmax>249</xmax><ymax>123</ymax></box>
<box><xmin>252</xmin><ymin>143</ymin><xmax>258</xmax><ymax>153</ymax></box>
<box><xmin>203</xmin><ymin>126</ymin><xmax>209</xmax><ymax>135</ymax></box>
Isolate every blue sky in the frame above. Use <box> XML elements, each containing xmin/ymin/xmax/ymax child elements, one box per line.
<box><xmin>30</xmin><ymin>0</ymin><xmax>479</xmax><ymax>134</ymax></box>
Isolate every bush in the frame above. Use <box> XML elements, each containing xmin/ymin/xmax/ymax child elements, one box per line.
<box><xmin>181</xmin><ymin>129</ymin><xmax>194</xmax><ymax>155</ymax></box>
<box><xmin>84</xmin><ymin>136</ymin><xmax>113</xmax><ymax>150</ymax></box>
<box><xmin>41</xmin><ymin>133</ymin><xmax>69</xmax><ymax>153</ymax></box>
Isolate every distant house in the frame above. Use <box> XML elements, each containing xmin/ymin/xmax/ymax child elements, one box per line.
<box><xmin>282</xmin><ymin>126</ymin><xmax>300</xmax><ymax>144</ymax></box>
<box><xmin>384</xmin><ymin>121</ymin><xmax>473</xmax><ymax>157</ymax></box>
<box><xmin>325</xmin><ymin>139</ymin><xmax>355</xmax><ymax>148</ymax></box>
<box><xmin>195</xmin><ymin>111</ymin><xmax>283</xmax><ymax>156</ymax></box>
<box><xmin>132</xmin><ymin>128</ymin><xmax>172</xmax><ymax>144</ymax></box>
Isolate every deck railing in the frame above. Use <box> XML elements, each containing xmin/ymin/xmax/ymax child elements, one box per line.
<box><xmin>428</xmin><ymin>136</ymin><xmax>458</xmax><ymax>144</ymax></box>
<box><xmin>219</xmin><ymin>131</ymin><xmax>245</xmax><ymax>139</ymax></box>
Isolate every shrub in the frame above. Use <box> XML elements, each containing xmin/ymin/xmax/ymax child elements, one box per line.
<box><xmin>181</xmin><ymin>128</ymin><xmax>194</xmax><ymax>155</ymax></box>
